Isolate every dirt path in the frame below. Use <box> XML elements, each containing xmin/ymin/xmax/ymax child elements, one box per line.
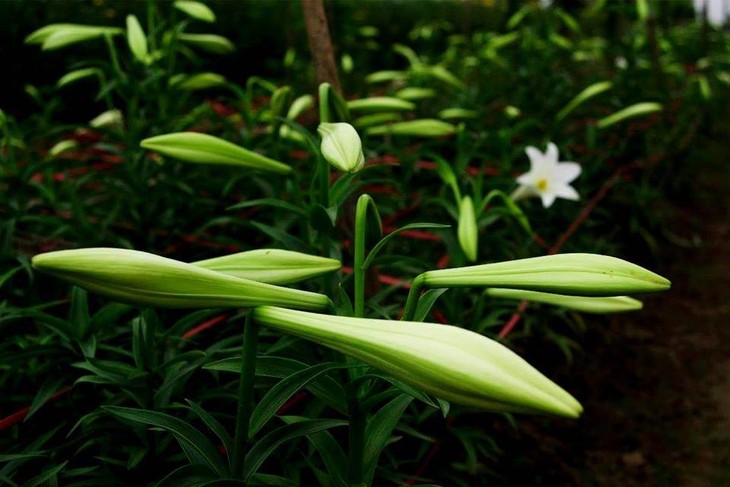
<box><xmin>491</xmin><ymin>130</ymin><xmax>730</xmax><ymax>486</ymax></box>
<box><xmin>567</xmin><ymin>134</ymin><xmax>730</xmax><ymax>486</ymax></box>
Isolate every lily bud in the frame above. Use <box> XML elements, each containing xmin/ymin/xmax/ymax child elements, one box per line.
<box><xmin>171</xmin><ymin>72</ymin><xmax>226</xmax><ymax>91</ymax></box>
<box><xmin>173</xmin><ymin>1</ymin><xmax>216</xmax><ymax>23</ymax></box>
<box><xmin>457</xmin><ymin>196</ymin><xmax>478</xmax><ymax>262</ymax></box>
<box><xmin>346</xmin><ymin>97</ymin><xmax>415</xmax><ymax>113</ymax></box>
<box><xmin>485</xmin><ymin>288</ymin><xmax>643</xmax><ymax>314</ymax></box>
<box><xmin>25</xmin><ymin>24</ymin><xmax>123</xmax><ymax>50</ymax></box>
<box><xmin>32</xmin><ymin>248</ymin><xmax>330</xmax><ymax>311</ymax></box>
<box><xmin>253</xmin><ymin>306</ymin><xmax>583</xmax><ymax>418</ymax></box>
<box><xmin>140</xmin><ymin>132</ymin><xmax>292</xmax><ymax>175</ymax></box>
<box><xmin>439</xmin><ymin>108</ymin><xmax>478</xmax><ymax>120</ymax></box>
<box><xmin>317</xmin><ymin>123</ymin><xmax>365</xmax><ymax>174</ymax></box>
<box><xmin>422</xmin><ymin>253</ymin><xmax>670</xmax><ymax>296</ymax></box>
<box><xmin>366</xmin><ymin>119</ymin><xmax>457</xmax><ymax>137</ymax></box>
<box><xmin>126</xmin><ymin>15</ymin><xmax>149</xmax><ymax>65</ymax></box>
<box><xmin>395</xmin><ymin>87</ymin><xmax>436</xmax><ymax>101</ymax></box>
<box><xmin>89</xmin><ymin>109</ymin><xmax>123</xmax><ymax>129</ymax></box>
<box><xmin>193</xmin><ymin>249</ymin><xmax>341</xmax><ymax>285</ymax></box>
<box><xmin>178</xmin><ymin>33</ymin><xmax>234</xmax><ymax>55</ymax></box>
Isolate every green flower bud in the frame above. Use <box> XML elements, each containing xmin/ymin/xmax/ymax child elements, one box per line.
<box><xmin>173</xmin><ymin>1</ymin><xmax>216</xmax><ymax>23</ymax></box>
<box><xmin>439</xmin><ymin>108</ymin><xmax>478</xmax><ymax>120</ymax></box>
<box><xmin>457</xmin><ymin>196</ymin><xmax>478</xmax><ymax>262</ymax></box>
<box><xmin>485</xmin><ymin>288</ymin><xmax>643</xmax><ymax>314</ymax></box>
<box><xmin>25</xmin><ymin>24</ymin><xmax>123</xmax><ymax>50</ymax></box>
<box><xmin>253</xmin><ymin>306</ymin><xmax>583</xmax><ymax>417</ymax></box>
<box><xmin>317</xmin><ymin>123</ymin><xmax>365</xmax><ymax>174</ymax></box>
<box><xmin>346</xmin><ymin>97</ymin><xmax>415</xmax><ymax>113</ymax></box>
<box><xmin>395</xmin><ymin>87</ymin><xmax>436</xmax><ymax>101</ymax></box>
<box><xmin>32</xmin><ymin>248</ymin><xmax>330</xmax><ymax>311</ymax></box>
<box><xmin>422</xmin><ymin>253</ymin><xmax>670</xmax><ymax>296</ymax></box>
<box><xmin>193</xmin><ymin>249</ymin><xmax>341</xmax><ymax>285</ymax></box>
<box><xmin>366</xmin><ymin>119</ymin><xmax>457</xmax><ymax>138</ymax></box>
<box><xmin>353</xmin><ymin>113</ymin><xmax>402</xmax><ymax>129</ymax></box>
<box><xmin>504</xmin><ymin>105</ymin><xmax>521</xmax><ymax>119</ymax></box>
<box><xmin>89</xmin><ymin>109</ymin><xmax>123</xmax><ymax>129</ymax></box>
<box><xmin>47</xmin><ymin>140</ymin><xmax>78</xmax><ymax>158</ymax></box>
<box><xmin>126</xmin><ymin>15</ymin><xmax>149</xmax><ymax>64</ymax></box>
<box><xmin>171</xmin><ymin>72</ymin><xmax>226</xmax><ymax>91</ymax></box>
<box><xmin>365</xmin><ymin>70</ymin><xmax>408</xmax><ymax>84</ymax></box>
<box><xmin>178</xmin><ymin>33</ymin><xmax>234</xmax><ymax>55</ymax></box>
<box><xmin>140</xmin><ymin>132</ymin><xmax>292</xmax><ymax>174</ymax></box>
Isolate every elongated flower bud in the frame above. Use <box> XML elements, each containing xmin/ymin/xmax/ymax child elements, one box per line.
<box><xmin>366</xmin><ymin>119</ymin><xmax>457</xmax><ymax>137</ymax></box>
<box><xmin>32</xmin><ymin>248</ymin><xmax>330</xmax><ymax>311</ymax></box>
<box><xmin>178</xmin><ymin>33</ymin><xmax>234</xmax><ymax>54</ymax></box>
<box><xmin>173</xmin><ymin>1</ymin><xmax>216</xmax><ymax>23</ymax></box>
<box><xmin>140</xmin><ymin>132</ymin><xmax>292</xmax><ymax>174</ymax></box>
<box><xmin>485</xmin><ymin>288</ymin><xmax>642</xmax><ymax>314</ymax></box>
<box><xmin>193</xmin><ymin>249</ymin><xmax>341</xmax><ymax>285</ymax></box>
<box><xmin>171</xmin><ymin>72</ymin><xmax>226</xmax><ymax>91</ymax></box>
<box><xmin>253</xmin><ymin>306</ymin><xmax>583</xmax><ymax>417</ymax></box>
<box><xmin>317</xmin><ymin>123</ymin><xmax>365</xmax><ymax>174</ymax></box>
<box><xmin>346</xmin><ymin>97</ymin><xmax>415</xmax><ymax>112</ymax></box>
<box><xmin>126</xmin><ymin>15</ymin><xmax>149</xmax><ymax>64</ymax></box>
<box><xmin>457</xmin><ymin>196</ymin><xmax>478</xmax><ymax>262</ymax></box>
<box><xmin>25</xmin><ymin>24</ymin><xmax>123</xmax><ymax>50</ymax></box>
<box><xmin>422</xmin><ymin>253</ymin><xmax>670</xmax><ymax>296</ymax></box>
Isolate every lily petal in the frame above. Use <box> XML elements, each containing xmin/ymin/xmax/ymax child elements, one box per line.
<box><xmin>540</xmin><ymin>192</ymin><xmax>557</xmax><ymax>208</ymax></box>
<box><xmin>552</xmin><ymin>184</ymin><xmax>580</xmax><ymax>201</ymax></box>
<box><xmin>555</xmin><ymin>162</ymin><xmax>582</xmax><ymax>183</ymax></box>
<box><xmin>545</xmin><ymin>142</ymin><xmax>559</xmax><ymax>164</ymax></box>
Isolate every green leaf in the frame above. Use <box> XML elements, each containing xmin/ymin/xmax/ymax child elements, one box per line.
<box><xmin>205</xmin><ymin>356</ymin><xmax>347</xmax><ymax>413</ymax></box>
<box><xmin>24</xmin><ymin>376</ymin><xmax>66</xmax><ymax>422</ymax></box>
<box><xmin>555</xmin><ymin>81</ymin><xmax>612</xmax><ymax>122</ymax></box>
<box><xmin>363</xmin><ymin>223</ymin><xmax>450</xmax><ymax>269</ymax></box>
<box><xmin>24</xmin><ymin>461</ymin><xmax>68</xmax><ymax>487</ymax></box>
<box><xmin>413</xmin><ymin>289</ymin><xmax>449</xmax><ymax>322</ymax></box>
<box><xmin>596</xmin><ymin>102</ymin><xmax>662</xmax><ymax>130</ymax></box>
<box><xmin>153</xmin><ymin>464</ymin><xmax>217</xmax><ymax>487</ymax></box>
<box><xmin>243</xmin><ymin>419</ymin><xmax>347</xmax><ymax>481</ymax></box>
<box><xmin>57</xmin><ymin>67</ymin><xmax>100</xmax><ymax>88</ymax></box>
<box><xmin>250</xmin><ymin>362</ymin><xmax>349</xmax><ymax>436</ymax></box>
<box><xmin>281</xmin><ymin>417</ymin><xmax>347</xmax><ymax>481</ymax></box>
<box><xmin>363</xmin><ymin>394</ymin><xmax>414</xmax><ymax>483</ymax></box>
<box><xmin>480</xmin><ymin>189</ymin><xmax>531</xmax><ymax>234</ymax></box>
<box><xmin>227</xmin><ymin>198</ymin><xmax>306</xmax><ymax>216</ymax></box>
<box><xmin>250</xmin><ymin>221</ymin><xmax>311</xmax><ymax>253</ymax></box>
<box><xmin>186</xmin><ymin>400</ymin><xmax>233</xmax><ymax>466</ymax></box>
<box><xmin>104</xmin><ymin>406</ymin><xmax>228</xmax><ymax>475</ymax></box>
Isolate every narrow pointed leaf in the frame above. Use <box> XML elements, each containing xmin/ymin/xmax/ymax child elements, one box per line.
<box><xmin>104</xmin><ymin>406</ymin><xmax>227</xmax><ymax>475</ymax></box>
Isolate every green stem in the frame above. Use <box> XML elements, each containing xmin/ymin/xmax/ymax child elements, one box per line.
<box><xmin>353</xmin><ymin>195</ymin><xmax>370</xmax><ymax>318</ymax></box>
<box><xmin>347</xmin><ymin>395</ymin><xmax>366</xmax><ymax>486</ymax></box>
<box><xmin>104</xmin><ymin>34</ymin><xmax>124</xmax><ymax>80</ymax></box>
<box><xmin>401</xmin><ymin>274</ymin><xmax>426</xmax><ymax>321</ymax></box>
<box><xmin>232</xmin><ymin>313</ymin><xmax>260</xmax><ymax>478</ymax></box>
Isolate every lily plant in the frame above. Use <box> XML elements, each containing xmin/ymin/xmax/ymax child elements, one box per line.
<box><xmin>31</xmin><ymin>85</ymin><xmax>671</xmax><ymax>486</ymax></box>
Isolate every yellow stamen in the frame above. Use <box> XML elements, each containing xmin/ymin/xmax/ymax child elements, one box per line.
<box><xmin>536</xmin><ymin>178</ymin><xmax>548</xmax><ymax>191</ymax></box>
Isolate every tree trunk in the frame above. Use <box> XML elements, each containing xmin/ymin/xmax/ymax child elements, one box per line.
<box><xmin>301</xmin><ymin>0</ymin><xmax>341</xmax><ymax>93</ymax></box>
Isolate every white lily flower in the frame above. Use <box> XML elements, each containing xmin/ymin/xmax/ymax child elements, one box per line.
<box><xmin>515</xmin><ymin>142</ymin><xmax>581</xmax><ymax>208</ymax></box>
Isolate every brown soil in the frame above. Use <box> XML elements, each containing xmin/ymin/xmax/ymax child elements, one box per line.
<box><xmin>509</xmin><ymin>135</ymin><xmax>730</xmax><ymax>486</ymax></box>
